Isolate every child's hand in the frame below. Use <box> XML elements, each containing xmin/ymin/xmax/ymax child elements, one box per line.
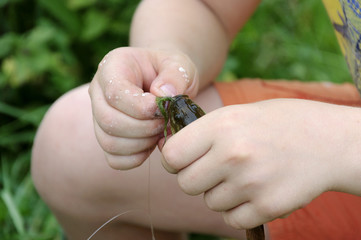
<box><xmin>161</xmin><ymin>99</ymin><xmax>351</xmax><ymax>229</ymax></box>
<box><xmin>89</xmin><ymin>47</ymin><xmax>199</xmax><ymax>170</ymax></box>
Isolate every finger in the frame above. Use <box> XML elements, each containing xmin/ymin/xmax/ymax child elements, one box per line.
<box><xmin>222</xmin><ymin>196</ymin><xmax>293</xmax><ymax>230</ymax></box>
<box><xmin>105</xmin><ymin>148</ymin><xmax>155</xmax><ymax>170</ymax></box>
<box><xmin>91</xmin><ymin>74</ymin><xmax>159</xmax><ymax>120</ymax></box>
<box><xmin>203</xmin><ymin>181</ymin><xmax>250</xmax><ymax>212</ymax></box>
<box><xmin>90</xmin><ymin>79</ymin><xmax>164</xmax><ymax>138</ymax></box>
<box><xmin>160</xmin><ymin>154</ymin><xmax>178</xmax><ymax>174</ymax></box>
<box><xmin>150</xmin><ymin>51</ymin><xmax>199</xmax><ymax>98</ymax></box>
<box><xmin>175</xmin><ymin>147</ymin><xmax>224</xmax><ymax>196</ymax></box>
<box><xmin>161</xmin><ymin>115</ymin><xmax>213</xmax><ymax>171</ymax></box>
<box><xmin>93</xmin><ymin>119</ymin><xmax>160</xmax><ymax>156</ymax></box>
<box><xmin>93</xmin><ymin>49</ymin><xmax>159</xmax><ymax>119</ymax></box>
<box><xmin>222</xmin><ymin>202</ymin><xmax>262</xmax><ymax>230</ymax></box>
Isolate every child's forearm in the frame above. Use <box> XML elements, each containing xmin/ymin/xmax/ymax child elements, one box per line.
<box><xmin>130</xmin><ymin>0</ymin><xmax>260</xmax><ymax>90</ymax></box>
<box><xmin>331</xmin><ymin>105</ymin><xmax>361</xmax><ymax>196</ymax></box>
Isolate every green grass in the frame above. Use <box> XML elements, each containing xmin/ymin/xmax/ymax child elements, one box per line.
<box><xmin>0</xmin><ymin>0</ymin><xmax>351</xmax><ymax>239</ymax></box>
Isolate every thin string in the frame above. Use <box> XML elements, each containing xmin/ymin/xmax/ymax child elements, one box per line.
<box><xmin>86</xmin><ymin>209</ymin><xmax>143</xmax><ymax>240</ymax></box>
<box><xmin>87</xmin><ymin>155</ymin><xmax>156</xmax><ymax>240</ymax></box>
<box><xmin>148</xmin><ymin>153</ymin><xmax>156</xmax><ymax>240</ymax></box>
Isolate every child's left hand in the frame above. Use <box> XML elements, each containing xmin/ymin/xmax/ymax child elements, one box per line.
<box><xmin>161</xmin><ymin>99</ymin><xmax>356</xmax><ymax>229</ymax></box>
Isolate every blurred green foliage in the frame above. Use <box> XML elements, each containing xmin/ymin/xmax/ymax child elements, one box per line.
<box><xmin>0</xmin><ymin>0</ymin><xmax>353</xmax><ymax>239</ymax></box>
<box><xmin>1</xmin><ymin>0</ymin><xmax>140</xmax><ymax>239</ymax></box>
<box><xmin>218</xmin><ymin>0</ymin><xmax>351</xmax><ymax>83</ymax></box>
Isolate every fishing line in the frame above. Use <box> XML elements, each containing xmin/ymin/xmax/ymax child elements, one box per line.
<box><xmin>147</xmin><ymin>153</ymin><xmax>156</xmax><ymax>240</ymax></box>
<box><xmin>87</xmin><ymin>153</ymin><xmax>156</xmax><ymax>240</ymax></box>
<box><xmin>86</xmin><ymin>209</ymin><xmax>143</xmax><ymax>240</ymax></box>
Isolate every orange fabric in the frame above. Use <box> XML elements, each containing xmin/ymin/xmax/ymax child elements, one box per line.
<box><xmin>214</xmin><ymin>79</ymin><xmax>361</xmax><ymax>107</ymax></box>
<box><xmin>214</xmin><ymin>79</ymin><xmax>361</xmax><ymax>240</ymax></box>
<box><xmin>267</xmin><ymin>192</ymin><xmax>361</xmax><ymax>240</ymax></box>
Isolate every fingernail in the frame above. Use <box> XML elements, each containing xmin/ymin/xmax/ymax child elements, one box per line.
<box><xmin>160</xmin><ymin>84</ymin><xmax>176</xmax><ymax>97</ymax></box>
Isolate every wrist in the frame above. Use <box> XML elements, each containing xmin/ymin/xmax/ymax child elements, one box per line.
<box><xmin>327</xmin><ymin>105</ymin><xmax>361</xmax><ymax>196</ymax></box>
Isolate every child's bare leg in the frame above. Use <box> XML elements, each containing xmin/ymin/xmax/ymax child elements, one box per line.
<box><xmin>31</xmin><ymin>84</ymin><xmax>248</xmax><ymax>240</ymax></box>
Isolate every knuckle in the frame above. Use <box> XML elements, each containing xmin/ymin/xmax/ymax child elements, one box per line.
<box><xmin>103</xmin><ymin>136</ymin><xmax>157</xmax><ymax>156</ymax></box>
<box><xmin>177</xmin><ymin>175</ymin><xmax>198</xmax><ymax>196</ymax></box>
<box><xmin>223</xmin><ymin>212</ymin><xmax>249</xmax><ymax>230</ymax></box>
<box><xmin>106</xmin><ymin>154</ymin><xmax>144</xmax><ymax>170</ymax></box>
<box><xmin>107</xmin><ymin>48</ymin><xmax>119</xmax><ymax>57</ymax></box>
<box><xmin>164</xmin><ymin>51</ymin><xmax>189</xmax><ymax>64</ymax></box>
<box><xmin>222</xmin><ymin>143</ymin><xmax>251</xmax><ymax>167</ymax></box>
<box><xmin>176</xmin><ymin>168</ymin><xmax>202</xmax><ymax>195</ymax></box>
<box><xmin>132</xmin><ymin>102</ymin><xmax>147</xmax><ymax>116</ymax></box>
<box><xmin>204</xmin><ymin>192</ymin><xmax>222</xmax><ymax>211</ymax></box>
<box><xmin>177</xmin><ymin>176</ymin><xmax>189</xmax><ymax>193</ymax></box>
<box><xmin>105</xmin><ymin>48</ymin><xmax>125</xmax><ymax>61</ymax></box>
<box><xmin>97</xmin><ymin>112</ymin><xmax>116</xmax><ymax>134</ymax></box>
<box><xmin>98</xmin><ymin>135</ymin><xmax>117</xmax><ymax>154</ymax></box>
<box><xmin>104</xmin><ymin>87</ymin><xmax>120</xmax><ymax>106</ymax></box>
<box><xmin>106</xmin><ymin>154</ymin><xmax>122</xmax><ymax>170</ymax></box>
<box><xmin>144</xmin><ymin>120</ymin><xmax>164</xmax><ymax>136</ymax></box>
<box><xmin>257</xmin><ymin>200</ymin><xmax>282</xmax><ymax>220</ymax></box>
<box><xmin>162</xmin><ymin>145</ymin><xmax>179</xmax><ymax>169</ymax></box>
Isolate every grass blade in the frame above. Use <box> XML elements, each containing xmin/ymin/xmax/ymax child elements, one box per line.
<box><xmin>1</xmin><ymin>189</ymin><xmax>25</xmax><ymax>235</ymax></box>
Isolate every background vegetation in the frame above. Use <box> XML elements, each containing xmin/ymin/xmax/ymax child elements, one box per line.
<box><xmin>0</xmin><ymin>0</ymin><xmax>351</xmax><ymax>239</ymax></box>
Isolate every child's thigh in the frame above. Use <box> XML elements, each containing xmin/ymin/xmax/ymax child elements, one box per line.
<box><xmin>31</xmin><ymin>84</ymin><xmax>247</xmax><ymax>239</ymax></box>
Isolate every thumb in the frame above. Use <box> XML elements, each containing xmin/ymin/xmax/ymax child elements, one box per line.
<box><xmin>150</xmin><ymin>52</ymin><xmax>199</xmax><ymax>98</ymax></box>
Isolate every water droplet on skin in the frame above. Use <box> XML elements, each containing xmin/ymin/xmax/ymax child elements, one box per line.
<box><xmin>99</xmin><ymin>54</ymin><xmax>109</xmax><ymax>68</ymax></box>
<box><xmin>179</xmin><ymin>67</ymin><xmax>186</xmax><ymax>73</ymax></box>
<box><xmin>124</xmin><ymin>90</ymin><xmax>130</xmax><ymax>94</ymax></box>
<box><xmin>133</xmin><ymin>93</ymin><xmax>139</xmax><ymax>97</ymax></box>
<box><xmin>179</xmin><ymin>67</ymin><xmax>190</xmax><ymax>83</ymax></box>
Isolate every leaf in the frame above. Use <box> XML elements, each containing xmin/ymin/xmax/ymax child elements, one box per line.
<box><xmin>0</xmin><ymin>101</ymin><xmax>25</xmax><ymax>119</ymax></box>
<box><xmin>0</xmin><ymin>0</ymin><xmax>9</xmax><ymax>8</ymax></box>
<box><xmin>67</xmin><ymin>0</ymin><xmax>96</xmax><ymax>10</ymax></box>
<box><xmin>0</xmin><ymin>33</ymin><xmax>18</xmax><ymax>58</ymax></box>
<box><xmin>2</xmin><ymin>56</ymin><xmax>34</xmax><ymax>87</ymax></box>
<box><xmin>81</xmin><ymin>9</ymin><xmax>110</xmax><ymax>41</ymax></box>
<box><xmin>1</xmin><ymin>190</ymin><xmax>25</xmax><ymax>235</ymax></box>
<box><xmin>37</xmin><ymin>0</ymin><xmax>81</xmax><ymax>35</ymax></box>
<box><xmin>2</xmin><ymin>48</ymin><xmax>55</xmax><ymax>87</ymax></box>
<box><xmin>0</xmin><ymin>131</ymin><xmax>35</xmax><ymax>146</ymax></box>
<box><xmin>20</xmin><ymin>105</ymin><xmax>49</xmax><ymax>126</ymax></box>
<box><xmin>0</xmin><ymin>196</ymin><xmax>7</xmax><ymax>221</ymax></box>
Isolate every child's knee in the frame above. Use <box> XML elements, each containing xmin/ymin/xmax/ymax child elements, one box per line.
<box><xmin>31</xmin><ymin>85</ymin><xmax>93</xmax><ymax>210</ymax></box>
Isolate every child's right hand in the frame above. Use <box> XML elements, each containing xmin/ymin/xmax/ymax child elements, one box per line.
<box><xmin>88</xmin><ymin>47</ymin><xmax>199</xmax><ymax>170</ymax></box>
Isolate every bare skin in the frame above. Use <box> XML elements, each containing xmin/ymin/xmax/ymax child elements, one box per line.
<box><xmin>161</xmin><ymin>99</ymin><xmax>361</xmax><ymax>229</ymax></box>
<box><xmin>31</xmin><ymin>1</ymin><xmax>261</xmax><ymax>238</ymax></box>
<box><xmin>31</xmin><ymin>0</ymin><xmax>361</xmax><ymax>239</ymax></box>
<box><xmin>31</xmin><ymin>84</ymin><xmax>252</xmax><ymax>240</ymax></box>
